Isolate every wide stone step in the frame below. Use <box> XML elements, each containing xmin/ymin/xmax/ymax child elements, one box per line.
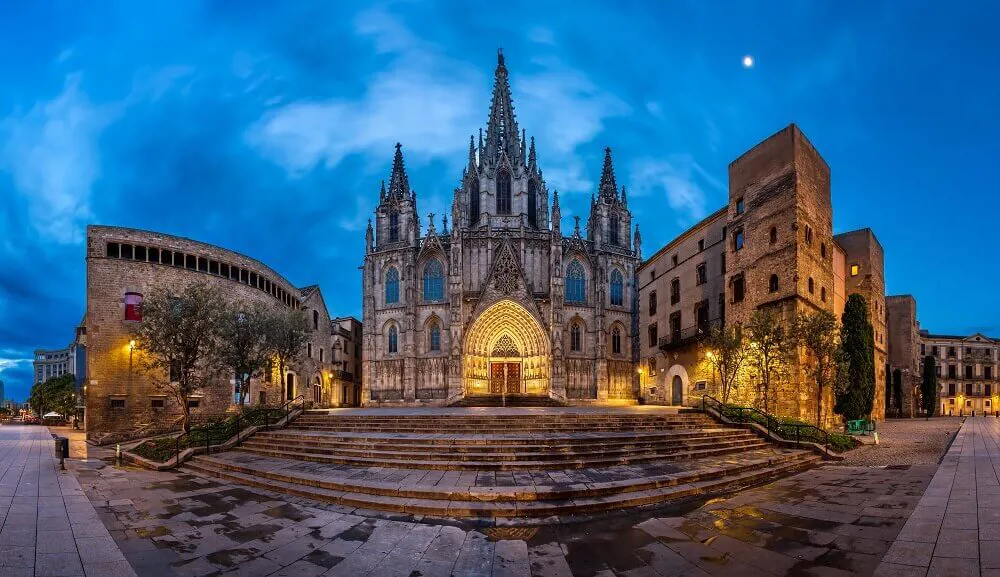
<box><xmin>232</xmin><ymin>438</ymin><xmax>772</xmax><ymax>470</ymax></box>
<box><xmin>181</xmin><ymin>451</ymin><xmax>820</xmax><ymax>522</ymax></box>
<box><xmin>238</xmin><ymin>435</ymin><xmax>764</xmax><ymax>461</ymax></box>
<box><xmin>288</xmin><ymin>424</ymin><xmax>716</xmax><ymax>434</ymax></box>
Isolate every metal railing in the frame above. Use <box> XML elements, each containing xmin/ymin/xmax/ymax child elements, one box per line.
<box><xmin>171</xmin><ymin>394</ymin><xmax>305</xmax><ymax>466</ymax></box>
<box><xmin>701</xmin><ymin>395</ymin><xmax>830</xmax><ymax>450</ymax></box>
<box><xmin>658</xmin><ymin>319</ymin><xmax>722</xmax><ymax>350</ymax></box>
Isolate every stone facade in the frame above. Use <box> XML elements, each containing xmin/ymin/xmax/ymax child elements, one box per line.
<box><xmin>84</xmin><ymin>225</ymin><xmax>356</xmax><ymax>441</ymax></box>
<box><xmin>886</xmin><ymin>295</ymin><xmax>921</xmax><ymax>416</ymax></box>
<box><xmin>331</xmin><ymin>316</ymin><xmax>363</xmax><ymax>406</ymax></box>
<box><xmin>361</xmin><ymin>52</ymin><xmax>640</xmax><ymax>406</ymax></box>
<box><xmin>638</xmin><ymin>125</ymin><xmax>888</xmax><ymax>427</ymax></box>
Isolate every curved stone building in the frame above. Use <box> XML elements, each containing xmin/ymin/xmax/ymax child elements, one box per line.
<box><xmin>84</xmin><ymin>225</ymin><xmax>356</xmax><ymax>442</ymax></box>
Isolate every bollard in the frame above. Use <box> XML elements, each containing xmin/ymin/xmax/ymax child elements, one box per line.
<box><xmin>115</xmin><ymin>443</ymin><xmax>121</xmax><ymax>467</ymax></box>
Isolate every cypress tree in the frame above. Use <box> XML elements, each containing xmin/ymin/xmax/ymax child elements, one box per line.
<box><xmin>836</xmin><ymin>294</ymin><xmax>875</xmax><ymax>421</ymax></box>
<box><xmin>922</xmin><ymin>355</ymin><xmax>938</xmax><ymax>418</ymax></box>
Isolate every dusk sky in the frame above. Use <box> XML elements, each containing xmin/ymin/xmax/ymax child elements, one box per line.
<box><xmin>1</xmin><ymin>1</ymin><xmax>997</xmax><ymax>402</ymax></box>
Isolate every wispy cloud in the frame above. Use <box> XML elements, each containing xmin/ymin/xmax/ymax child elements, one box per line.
<box><xmin>629</xmin><ymin>155</ymin><xmax>724</xmax><ymax>225</ymax></box>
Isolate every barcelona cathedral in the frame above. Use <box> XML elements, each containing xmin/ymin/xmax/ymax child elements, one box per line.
<box><xmin>362</xmin><ymin>51</ymin><xmax>641</xmax><ymax>406</ymax></box>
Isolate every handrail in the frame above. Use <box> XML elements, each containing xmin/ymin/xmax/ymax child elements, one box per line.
<box><xmin>172</xmin><ymin>394</ymin><xmax>306</xmax><ymax>466</ymax></box>
<box><xmin>701</xmin><ymin>395</ymin><xmax>830</xmax><ymax>450</ymax></box>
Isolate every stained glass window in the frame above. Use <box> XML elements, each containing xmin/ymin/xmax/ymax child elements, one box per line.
<box><xmin>429</xmin><ymin>322</ymin><xmax>441</xmax><ymax>352</ymax></box>
<box><xmin>566</xmin><ymin>260</ymin><xmax>585</xmax><ymax>303</ymax></box>
<box><xmin>388</xmin><ymin>325</ymin><xmax>398</xmax><ymax>354</ymax></box>
<box><xmin>423</xmin><ymin>259</ymin><xmax>444</xmax><ymax>301</ymax></box>
<box><xmin>610</xmin><ymin>269</ymin><xmax>623</xmax><ymax>306</ymax></box>
<box><xmin>385</xmin><ymin>267</ymin><xmax>400</xmax><ymax>304</ymax></box>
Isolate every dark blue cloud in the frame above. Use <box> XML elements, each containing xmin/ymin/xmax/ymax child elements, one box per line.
<box><xmin>1</xmin><ymin>0</ymin><xmax>998</xmax><ymax>400</ymax></box>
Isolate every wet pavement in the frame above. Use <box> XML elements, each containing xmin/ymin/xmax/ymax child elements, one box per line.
<box><xmin>65</xmin><ymin>454</ymin><xmax>935</xmax><ymax>576</ymax></box>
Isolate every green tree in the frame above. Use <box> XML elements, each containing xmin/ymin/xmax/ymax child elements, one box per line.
<box><xmin>28</xmin><ymin>374</ymin><xmax>77</xmax><ymax>417</ymax></box>
<box><xmin>704</xmin><ymin>325</ymin><xmax>750</xmax><ymax>403</ymax></box>
<box><xmin>922</xmin><ymin>355</ymin><xmax>938</xmax><ymax>418</ymax></box>
<box><xmin>265</xmin><ymin>308</ymin><xmax>310</xmax><ymax>402</ymax></box>
<box><xmin>791</xmin><ymin>309</ymin><xmax>845</xmax><ymax>427</ymax></box>
<box><xmin>746</xmin><ymin>309</ymin><xmax>789</xmax><ymax>414</ymax></box>
<box><xmin>836</xmin><ymin>294</ymin><xmax>875</xmax><ymax>421</ymax></box>
<box><xmin>133</xmin><ymin>282</ymin><xmax>224</xmax><ymax>433</ymax></box>
<box><xmin>214</xmin><ymin>301</ymin><xmax>272</xmax><ymax>406</ymax></box>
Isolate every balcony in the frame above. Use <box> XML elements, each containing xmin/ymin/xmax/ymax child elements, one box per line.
<box><xmin>658</xmin><ymin>318</ymin><xmax>722</xmax><ymax>351</ymax></box>
<box><xmin>330</xmin><ymin>370</ymin><xmax>355</xmax><ymax>383</ymax></box>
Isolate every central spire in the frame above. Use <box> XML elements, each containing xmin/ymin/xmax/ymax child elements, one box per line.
<box><xmin>598</xmin><ymin>147</ymin><xmax>618</xmax><ymax>202</ymax></box>
<box><xmin>484</xmin><ymin>49</ymin><xmax>522</xmax><ymax>167</ymax></box>
<box><xmin>387</xmin><ymin>142</ymin><xmax>410</xmax><ymax>199</ymax></box>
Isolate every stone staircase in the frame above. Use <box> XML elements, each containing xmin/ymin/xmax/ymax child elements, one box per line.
<box><xmin>182</xmin><ymin>410</ymin><xmax>820</xmax><ymax>523</ymax></box>
<box><xmin>450</xmin><ymin>394</ymin><xmax>566</xmax><ymax>407</ymax></box>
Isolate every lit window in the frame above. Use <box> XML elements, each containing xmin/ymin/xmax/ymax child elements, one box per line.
<box><xmin>124</xmin><ymin>292</ymin><xmax>144</xmax><ymax>322</ymax></box>
<box><xmin>850</xmin><ymin>264</ymin><xmax>859</xmax><ymax>276</ymax></box>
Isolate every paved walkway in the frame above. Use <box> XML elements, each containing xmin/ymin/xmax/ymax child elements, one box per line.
<box><xmin>876</xmin><ymin>417</ymin><xmax>1000</xmax><ymax>576</ymax></box>
<box><xmin>0</xmin><ymin>424</ymin><xmax>136</xmax><ymax>577</ymax></box>
<box><xmin>70</xmin><ymin>454</ymin><xmax>934</xmax><ymax>576</ymax></box>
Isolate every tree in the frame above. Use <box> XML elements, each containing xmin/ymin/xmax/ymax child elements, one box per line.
<box><xmin>791</xmin><ymin>309</ymin><xmax>845</xmax><ymax>427</ymax></box>
<box><xmin>922</xmin><ymin>355</ymin><xmax>938</xmax><ymax>418</ymax></box>
<box><xmin>704</xmin><ymin>325</ymin><xmax>750</xmax><ymax>403</ymax></box>
<box><xmin>892</xmin><ymin>368</ymin><xmax>903</xmax><ymax>418</ymax></box>
<box><xmin>265</xmin><ymin>308</ymin><xmax>310</xmax><ymax>403</ymax></box>
<box><xmin>214</xmin><ymin>301</ymin><xmax>272</xmax><ymax>406</ymax></box>
<box><xmin>836</xmin><ymin>294</ymin><xmax>875</xmax><ymax>421</ymax></box>
<box><xmin>28</xmin><ymin>374</ymin><xmax>77</xmax><ymax>417</ymax></box>
<box><xmin>133</xmin><ymin>282</ymin><xmax>224</xmax><ymax>433</ymax></box>
<box><xmin>746</xmin><ymin>309</ymin><xmax>789</xmax><ymax>414</ymax></box>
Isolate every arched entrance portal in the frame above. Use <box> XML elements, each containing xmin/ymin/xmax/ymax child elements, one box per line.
<box><xmin>463</xmin><ymin>300</ymin><xmax>550</xmax><ymax>397</ymax></box>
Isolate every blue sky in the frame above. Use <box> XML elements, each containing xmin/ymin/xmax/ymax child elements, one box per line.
<box><xmin>0</xmin><ymin>1</ymin><xmax>996</xmax><ymax>401</ymax></box>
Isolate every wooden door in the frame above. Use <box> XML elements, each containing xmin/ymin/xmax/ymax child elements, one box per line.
<box><xmin>490</xmin><ymin>363</ymin><xmax>506</xmax><ymax>394</ymax></box>
<box><xmin>504</xmin><ymin>363</ymin><xmax>521</xmax><ymax>394</ymax></box>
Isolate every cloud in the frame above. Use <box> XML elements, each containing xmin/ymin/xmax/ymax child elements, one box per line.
<box><xmin>629</xmin><ymin>155</ymin><xmax>724</xmax><ymax>225</ymax></box>
<box><xmin>0</xmin><ymin>74</ymin><xmax>117</xmax><ymax>244</ymax></box>
<box><xmin>527</xmin><ymin>27</ymin><xmax>556</xmax><ymax>45</ymax></box>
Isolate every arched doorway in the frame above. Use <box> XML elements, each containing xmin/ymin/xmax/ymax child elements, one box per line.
<box><xmin>671</xmin><ymin>375</ymin><xmax>683</xmax><ymax>406</ymax></box>
<box><xmin>463</xmin><ymin>299</ymin><xmax>550</xmax><ymax>397</ymax></box>
<box><xmin>313</xmin><ymin>376</ymin><xmax>322</xmax><ymax>405</ymax></box>
<box><xmin>285</xmin><ymin>372</ymin><xmax>295</xmax><ymax>401</ymax></box>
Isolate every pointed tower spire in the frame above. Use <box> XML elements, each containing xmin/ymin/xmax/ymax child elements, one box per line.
<box><xmin>387</xmin><ymin>143</ymin><xmax>410</xmax><ymax>199</ymax></box>
<box><xmin>551</xmin><ymin>189</ymin><xmax>561</xmax><ymax>232</ymax></box>
<box><xmin>379</xmin><ymin>179</ymin><xmax>386</xmax><ymax>202</ymax></box>
<box><xmin>467</xmin><ymin>134</ymin><xmax>477</xmax><ymax>172</ymax></box>
<box><xmin>573</xmin><ymin>216</ymin><xmax>581</xmax><ymax>237</ymax></box>
<box><xmin>634</xmin><ymin>224</ymin><xmax>642</xmax><ymax>259</ymax></box>
<box><xmin>598</xmin><ymin>147</ymin><xmax>618</xmax><ymax>202</ymax></box>
<box><xmin>365</xmin><ymin>218</ymin><xmax>373</xmax><ymax>253</ymax></box>
<box><xmin>620</xmin><ymin>185</ymin><xmax>628</xmax><ymax>207</ymax></box>
<box><xmin>442</xmin><ymin>214</ymin><xmax>448</xmax><ymax>234</ymax></box>
<box><xmin>484</xmin><ymin>49</ymin><xmax>522</xmax><ymax>166</ymax></box>
<box><xmin>520</xmin><ymin>129</ymin><xmax>527</xmax><ymax>164</ymax></box>
<box><xmin>528</xmin><ymin>136</ymin><xmax>537</xmax><ymax>171</ymax></box>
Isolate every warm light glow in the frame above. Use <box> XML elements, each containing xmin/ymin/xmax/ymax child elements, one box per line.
<box><xmin>742</xmin><ymin>55</ymin><xmax>754</xmax><ymax>68</ymax></box>
<box><xmin>638</xmin><ymin>368</ymin><xmax>644</xmax><ymax>375</ymax></box>
<box><xmin>706</xmin><ymin>351</ymin><xmax>716</xmax><ymax>361</ymax></box>
<box><xmin>129</xmin><ymin>339</ymin><xmax>136</xmax><ymax>349</ymax></box>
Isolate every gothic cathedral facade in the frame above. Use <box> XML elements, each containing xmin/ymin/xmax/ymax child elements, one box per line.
<box><xmin>361</xmin><ymin>52</ymin><xmax>641</xmax><ymax>406</ymax></box>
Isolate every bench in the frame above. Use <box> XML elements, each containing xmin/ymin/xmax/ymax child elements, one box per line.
<box><xmin>846</xmin><ymin>419</ymin><xmax>876</xmax><ymax>435</ymax></box>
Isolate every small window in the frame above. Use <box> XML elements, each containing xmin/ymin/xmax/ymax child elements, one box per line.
<box><xmin>151</xmin><ymin>398</ymin><xmax>165</xmax><ymax>409</ymax></box>
<box><xmin>188</xmin><ymin>399</ymin><xmax>200</xmax><ymax>409</ymax></box>
<box><xmin>736</xmin><ymin>197</ymin><xmax>744</xmax><ymax>215</ymax></box>
<box><xmin>804</xmin><ymin>225</ymin><xmax>813</xmax><ymax>245</ymax></box>
<box><xmin>732</xmin><ymin>275</ymin><xmax>745</xmax><ymax>303</ymax></box>
<box><xmin>611</xmin><ymin>327</ymin><xmax>622</xmax><ymax>355</ymax></box>
<box><xmin>121</xmin><ymin>244</ymin><xmax>134</xmax><ymax>259</ymax></box>
<box><xmin>430</xmin><ymin>323</ymin><xmax>441</xmax><ymax>352</ymax></box>
<box><xmin>695</xmin><ymin>381</ymin><xmax>706</xmax><ymax>391</ymax></box>
<box><xmin>107</xmin><ymin>242</ymin><xmax>120</xmax><ymax>258</ymax></box>
<box><xmin>571</xmin><ymin>323</ymin><xmax>582</xmax><ymax>352</ymax></box>
<box><xmin>733</xmin><ymin>228</ymin><xmax>744</xmax><ymax>251</ymax></box>
<box><xmin>672</xmin><ymin>254</ymin><xmax>678</xmax><ymax>267</ymax></box>
<box><xmin>821</xmin><ymin>243</ymin><xmax>827</xmax><ymax>258</ymax></box>
<box><xmin>698</xmin><ymin>239</ymin><xmax>704</xmax><ymax>252</ymax></box>
<box><xmin>124</xmin><ymin>292</ymin><xmax>144</xmax><ymax>322</ymax></box>
<box><xmin>648</xmin><ymin>323</ymin><xmax>658</xmax><ymax>348</ymax></box>
<box><xmin>135</xmin><ymin>245</ymin><xmax>147</xmax><ymax>261</ymax></box>
<box><xmin>769</xmin><ymin>227</ymin><xmax>777</xmax><ymax>244</ymax></box>
<box><xmin>670</xmin><ymin>278</ymin><xmax>680</xmax><ymax>305</ymax></box>
<box><xmin>808</xmin><ymin>277</ymin><xmax>815</xmax><ymax>294</ymax></box>
<box><xmin>148</xmin><ymin>248</ymin><xmax>160</xmax><ymax>264</ymax></box>
<box><xmin>696</xmin><ymin>263</ymin><xmax>706</xmax><ymax>286</ymax></box>
<box><xmin>850</xmin><ymin>264</ymin><xmax>859</xmax><ymax>276</ymax></box>
<box><xmin>110</xmin><ymin>399</ymin><xmax>126</xmax><ymax>409</ymax></box>
<box><xmin>821</xmin><ymin>287</ymin><xmax>827</xmax><ymax>302</ymax></box>
<box><xmin>320</xmin><ymin>348</ymin><xmax>324</xmax><ymax>362</ymax></box>
<box><xmin>308</xmin><ymin>343</ymin><xmax>313</xmax><ymax>358</ymax></box>
<box><xmin>648</xmin><ymin>291</ymin><xmax>657</xmax><ymax>316</ymax></box>
<box><xmin>388</xmin><ymin>326</ymin><xmax>398</xmax><ymax>354</ymax></box>
<box><xmin>313</xmin><ymin>310</ymin><xmax>320</xmax><ymax>330</ymax></box>
<box><xmin>769</xmin><ymin>274</ymin><xmax>779</xmax><ymax>293</ymax></box>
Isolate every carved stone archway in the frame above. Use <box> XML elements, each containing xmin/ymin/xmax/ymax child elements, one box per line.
<box><xmin>463</xmin><ymin>299</ymin><xmax>550</xmax><ymax>396</ymax></box>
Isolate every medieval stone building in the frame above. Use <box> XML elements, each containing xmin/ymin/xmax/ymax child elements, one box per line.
<box><xmin>361</xmin><ymin>52</ymin><xmax>641</xmax><ymax>406</ymax></box>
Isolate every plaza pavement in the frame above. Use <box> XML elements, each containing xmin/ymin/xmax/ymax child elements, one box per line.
<box><xmin>875</xmin><ymin>416</ymin><xmax>1000</xmax><ymax>577</ymax></box>
<box><xmin>0</xmin><ymin>424</ymin><xmax>136</xmax><ymax>577</ymax></box>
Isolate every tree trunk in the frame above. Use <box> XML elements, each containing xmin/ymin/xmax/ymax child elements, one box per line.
<box><xmin>181</xmin><ymin>397</ymin><xmax>191</xmax><ymax>433</ymax></box>
<box><xmin>816</xmin><ymin>383</ymin><xmax>823</xmax><ymax>428</ymax></box>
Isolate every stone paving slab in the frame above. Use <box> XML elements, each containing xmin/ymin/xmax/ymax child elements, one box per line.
<box><xmin>0</xmin><ymin>424</ymin><xmax>136</xmax><ymax>577</ymax></box>
<box><xmin>66</xmin><ymin>445</ymin><xmax>934</xmax><ymax>576</ymax></box>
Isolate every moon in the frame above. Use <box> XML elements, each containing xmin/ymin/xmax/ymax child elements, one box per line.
<box><xmin>742</xmin><ymin>55</ymin><xmax>754</xmax><ymax>68</ymax></box>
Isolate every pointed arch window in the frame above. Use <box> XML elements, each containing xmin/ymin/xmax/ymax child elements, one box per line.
<box><xmin>385</xmin><ymin>267</ymin><xmax>400</xmax><ymax>304</ymax></box>
<box><xmin>527</xmin><ymin>179</ymin><xmax>537</xmax><ymax>227</ymax></box>
<box><xmin>389</xmin><ymin>212</ymin><xmax>400</xmax><ymax>243</ymax></box>
<box><xmin>423</xmin><ymin>259</ymin><xmax>444</xmax><ymax>301</ymax></box>
<box><xmin>429</xmin><ymin>321</ymin><xmax>441</xmax><ymax>352</ymax></box>
<box><xmin>612</xmin><ymin>326</ymin><xmax>622</xmax><ymax>355</ymax></box>
<box><xmin>610</xmin><ymin>269</ymin><xmax>624</xmax><ymax>306</ymax></box>
<box><xmin>609</xmin><ymin>217</ymin><xmax>620</xmax><ymax>246</ymax></box>
<box><xmin>497</xmin><ymin>169</ymin><xmax>512</xmax><ymax>215</ymax></box>
<box><xmin>388</xmin><ymin>325</ymin><xmax>398</xmax><ymax>354</ymax></box>
<box><xmin>571</xmin><ymin>323</ymin><xmax>582</xmax><ymax>352</ymax></box>
<box><xmin>566</xmin><ymin>260</ymin><xmax>586</xmax><ymax>304</ymax></box>
<box><xmin>469</xmin><ymin>177</ymin><xmax>480</xmax><ymax>225</ymax></box>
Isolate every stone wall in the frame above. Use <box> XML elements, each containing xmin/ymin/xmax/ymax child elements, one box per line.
<box><xmin>887</xmin><ymin>295</ymin><xmax>921</xmax><ymax>416</ymax></box>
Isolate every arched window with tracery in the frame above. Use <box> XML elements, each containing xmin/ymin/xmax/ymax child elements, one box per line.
<box><xmin>609</xmin><ymin>217</ymin><xmax>620</xmax><ymax>245</ymax></box>
<box><xmin>385</xmin><ymin>267</ymin><xmax>400</xmax><ymax>304</ymax></box>
<box><xmin>429</xmin><ymin>321</ymin><xmax>441</xmax><ymax>352</ymax></box>
<box><xmin>527</xmin><ymin>179</ymin><xmax>537</xmax><ymax>227</ymax></box>
<box><xmin>610</xmin><ymin>269</ymin><xmax>624</xmax><ymax>306</ymax></box>
<box><xmin>469</xmin><ymin>177</ymin><xmax>480</xmax><ymax>225</ymax></box>
<box><xmin>611</xmin><ymin>326</ymin><xmax>622</xmax><ymax>355</ymax></box>
<box><xmin>388</xmin><ymin>325</ymin><xmax>398</xmax><ymax>354</ymax></box>
<box><xmin>570</xmin><ymin>323</ymin><xmax>582</xmax><ymax>352</ymax></box>
<box><xmin>423</xmin><ymin>259</ymin><xmax>444</xmax><ymax>301</ymax></box>
<box><xmin>497</xmin><ymin>169</ymin><xmax>512</xmax><ymax>215</ymax></box>
<box><xmin>565</xmin><ymin>260</ymin><xmax>586</xmax><ymax>304</ymax></box>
